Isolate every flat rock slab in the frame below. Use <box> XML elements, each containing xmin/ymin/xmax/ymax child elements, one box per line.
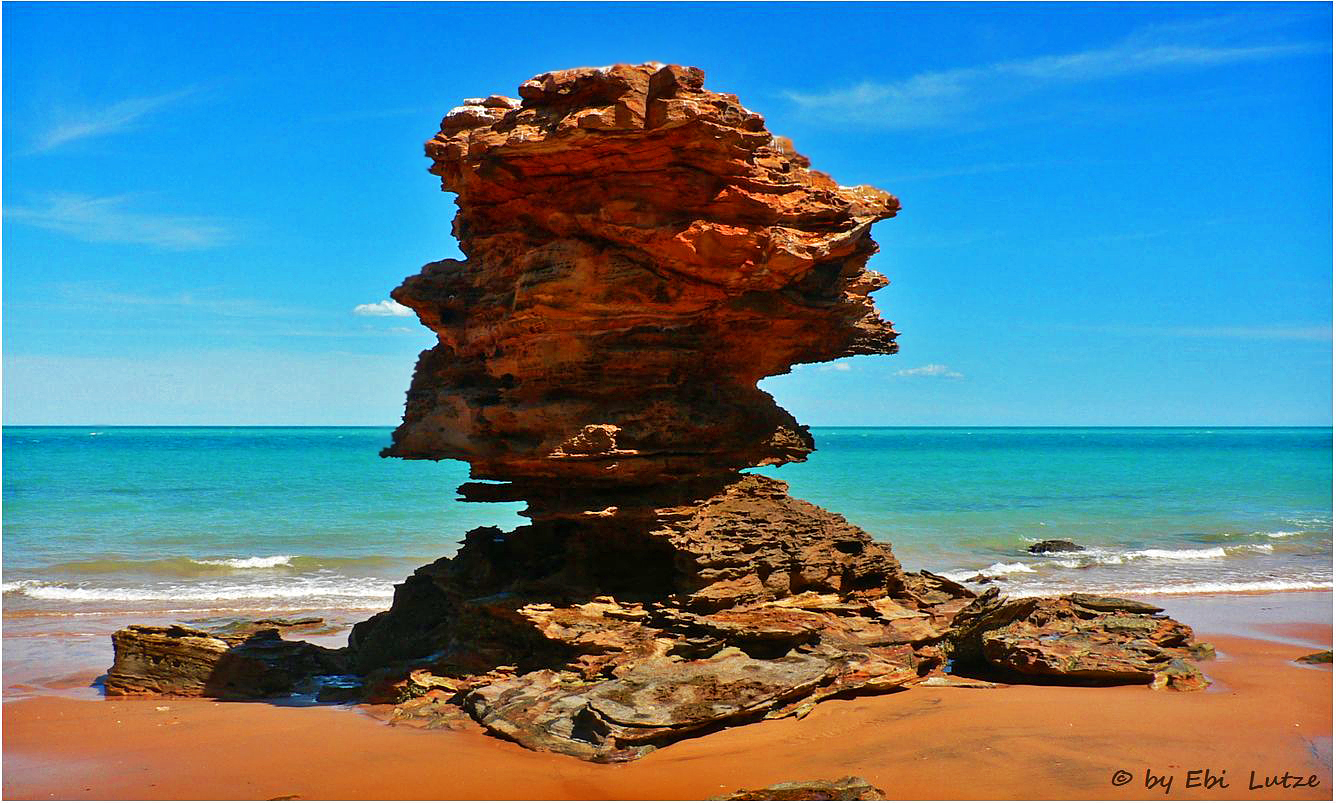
<box><xmin>465</xmin><ymin>648</ymin><xmax>836</xmax><ymax>762</ymax></box>
<box><xmin>716</xmin><ymin>777</ymin><xmax>887</xmax><ymax>800</ymax></box>
<box><xmin>948</xmin><ymin>591</ymin><xmax>1212</xmax><ymax>691</ymax></box>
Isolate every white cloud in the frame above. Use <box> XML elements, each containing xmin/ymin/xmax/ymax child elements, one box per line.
<box><xmin>353</xmin><ymin>300</ymin><xmax>414</xmax><ymax>317</ymax></box>
<box><xmin>6</xmin><ymin>193</ymin><xmax>230</xmax><ymax>250</ymax></box>
<box><xmin>783</xmin><ymin>25</ymin><xmax>1325</xmax><ymax>129</ymax></box>
<box><xmin>817</xmin><ymin>361</ymin><xmax>853</xmax><ymax>372</ymax></box>
<box><xmin>33</xmin><ymin>89</ymin><xmax>193</xmax><ymax>152</ymax></box>
<box><xmin>895</xmin><ymin>364</ymin><xmax>964</xmax><ymax>379</ymax></box>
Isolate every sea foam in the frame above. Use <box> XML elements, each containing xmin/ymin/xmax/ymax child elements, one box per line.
<box><xmin>2</xmin><ymin>576</ymin><xmax>393</xmax><ymax>605</ymax></box>
<box><xmin>1128</xmin><ymin>547</ymin><xmax>1227</xmax><ymax>560</ymax></box>
<box><xmin>191</xmin><ymin>555</ymin><xmax>295</xmax><ymax>569</ymax></box>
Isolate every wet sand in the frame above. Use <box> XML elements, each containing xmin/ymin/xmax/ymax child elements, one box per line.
<box><xmin>4</xmin><ymin>593</ymin><xmax>1331</xmax><ymax>800</ymax></box>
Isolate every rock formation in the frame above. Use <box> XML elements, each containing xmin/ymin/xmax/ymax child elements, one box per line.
<box><xmin>380</xmin><ymin>62</ymin><xmax>899</xmax><ymax>508</ymax></box>
<box><xmin>346</xmin><ymin>62</ymin><xmax>972</xmax><ymax>759</ymax></box>
<box><xmin>105</xmin><ymin>624</ymin><xmax>347</xmax><ymax>699</ymax></box>
<box><xmin>105</xmin><ymin>63</ymin><xmax>1216</xmax><ymax>764</ymax></box>
<box><xmin>946</xmin><ymin>592</ymin><xmax>1214</xmax><ymax>691</ymax></box>
<box><xmin>349</xmin><ymin>62</ymin><xmax>1214</xmax><ymax>758</ymax></box>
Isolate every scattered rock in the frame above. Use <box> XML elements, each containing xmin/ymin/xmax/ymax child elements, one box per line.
<box><xmin>716</xmin><ymin>777</ymin><xmax>886</xmax><ymax>800</ymax></box>
<box><xmin>106</xmin><ymin>624</ymin><xmax>347</xmax><ymax>699</ymax></box>
<box><xmin>1027</xmin><ymin>540</ymin><xmax>1084</xmax><ymax>554</ymax></box>
<box><xmin>946</xmin><ymin>591</ymin><xmax>1211</xmax><ymax>691</ymax></box>
<box><xmin>1297</xmin><ymin>650</ymin><xmax>1332</xmax><ymax>664</ymax></box>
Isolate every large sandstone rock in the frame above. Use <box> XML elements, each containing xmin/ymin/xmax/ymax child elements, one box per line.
<box><xmin>357</xmin><ymin>65</ymin><xmax>931</xmax><ymax>755</ymax></box>
<box><xmin>356</xmin><ymin>63</ymin><xmax>1213</xmax><ymax>759</ymax></box>
<box><xmin>382</xmin><ymin>62</ymin><xmax>899</xmax><ymax>502</ymax></box>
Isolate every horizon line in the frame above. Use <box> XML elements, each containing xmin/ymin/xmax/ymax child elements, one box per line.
<box><xmin>3</xmin><ymin>424</ymin><xmax>1332</xmax><ymax>430</ymax></box>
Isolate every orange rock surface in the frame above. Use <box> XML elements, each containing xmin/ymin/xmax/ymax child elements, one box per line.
<box><xmin>382</xmin><ymin>63</ymin><xmax>900</xmax><ymax>501</ymax></box>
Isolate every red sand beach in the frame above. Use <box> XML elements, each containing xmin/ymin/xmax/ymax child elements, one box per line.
<box><xmin>2</xmin><ymin>592</ymin><xmax>1330</xmax><ymax>801</ymax></box>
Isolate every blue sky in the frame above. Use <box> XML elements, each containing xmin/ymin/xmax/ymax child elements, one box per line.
<box><xmin>3</xmin><ymin>2</ymin><xmax>1331</xmax><ymax>425</ymax></box>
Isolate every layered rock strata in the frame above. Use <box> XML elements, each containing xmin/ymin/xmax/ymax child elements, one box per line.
<box><xmin>106</xmin><ymin>624</ymin><xmax>348</xmax><ymax>699</ymax></box>
<box><xmin>947</xmin><ymin>592</ymin><xmax>1214</xmax><ymax>691</ymax></box>
<box><xmin>354</xmin><ymin>64</ymin><xmax>945</xmax><ymax>759</ymax></box>
<box><xmin>381</xmin><ymin>62</ymin><xmax>899</xmax><ymax>508</ymax></box>
<box><xmin>347</xmin><ymin>476</ymin><xmax>977</xmax><ymax>760</ymax></box>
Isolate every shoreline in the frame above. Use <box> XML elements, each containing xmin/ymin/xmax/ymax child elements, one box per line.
<box><xmin>3</xmin><ymin>590</ymin><xmax>1330</xmax><ymax>800</ymax></box>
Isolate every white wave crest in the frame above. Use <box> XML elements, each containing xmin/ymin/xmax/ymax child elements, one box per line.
<box><xmin>1127</xmin><ymin>547</ymin><xmax>1227</xmax><ymax>561</ymax></box>
<box><xmin>941</xmin><ymin>562</ymin><xmax>1038</xmax><ymax>581</ymax></box>
<box><xmin>985</xmin><ymin>561</ymin><xmax>1038</xmax><ymax>574</ymax></box>
<box><xmin>1006</xmin><ymin>580</ymin><xmax>1334</xmax><ymax>598</ymax></box>
<box><xmin>1264</xmin><ymin>530</ymin><xmax>1302</xmax><ymax>538</ymax></box>
<box><xmin>1107</xmin><ymin>580</ymin><xmax>1335</xmax><ymax>596</ymax></box>
<box><xmin>3</xmin><ymin>576</ymin><xmax>393</xmax><ymax>604</ymax></box>
<box><xmin>192</xmin><ymin>555</ymin><xmax>295</xmax><ymax>569</ymax></box>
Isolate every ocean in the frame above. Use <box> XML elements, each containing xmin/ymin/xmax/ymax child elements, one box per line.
<box><xmin>3</xmin><ymin>426</ymin><xmax>1331</xmax><ymax>695</ymax></box>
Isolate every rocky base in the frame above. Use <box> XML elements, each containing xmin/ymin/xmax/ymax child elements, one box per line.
<box><xmin>342</xmin><ymin>476</ymin><xmax>974</xmax><ymax>760</ymax></box>
<box><xmin>107</xmin><ymin>477</ymin><xmax>1216</xmax><ymax>761</ymax></box>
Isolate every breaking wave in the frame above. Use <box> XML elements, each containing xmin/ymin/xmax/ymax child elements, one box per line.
<box><xmin>27</xmin><ymin>554</ymin><xmax>419</xmax><ymax>577</ymax></box>
<box><xmin>2</xmin><ymin>575</ymin><xmax>394</xmax><ymax>608</ymax></box>
<box><xmin>1010</xmin><ymin>579</ymin><xmax>1334</xmax><ymax>598</ymax></box>
<box><xmin>940</xmin><ymin>542</ymin><xmax>1285</xmax><ymax>582</ymax></box>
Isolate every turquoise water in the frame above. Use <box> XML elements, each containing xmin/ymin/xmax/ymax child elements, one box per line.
<box><xmin>2</xmin><ymin>427</ymin><xmax>1331</xmax><ymax>616</ymax></box>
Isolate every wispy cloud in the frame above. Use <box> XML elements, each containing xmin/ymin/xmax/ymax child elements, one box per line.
<box><xmin>7</xmin><ymin>194</ymin><xmax>231</xmax><ymax>250</ymax></box>
<box><xmin>1050</xmin><ymin>322</ymin><xmax>1332</xmax><ymax>341</ymax></box>
<box><xmin>32</xmin><ymin>89</ymin><xmax>193</xmax><ymax>152</ymax></box>
<box><xmin>895</xmin><ymin>364</ymin><xmax>965</xmax><ymax>379</ymax></box>
<box><xmin>53</xmin><ymin>283</ymin><xmax>289</xmax><ymax>318</ymax></box>
<box><xmin>8</xmin><ymin>194</ymin><xmax>230</xmax><ymax>250</ymax></box>
<box><xmin>1148</xmin><ymin>324</ymin><xmax>1331</xmax><ymax>341</ymax></box>
<box><xmin>353</xmin><ymin>300</ymin><xmax>414</xmax><ymax>317</ymax></box>
<box><xmin>783</xmin><ymin>24</ymin><xmax>1326</xmax><ymax>128</ymax></box>
<box><xmin>1166</xmin><ymin>325</ymin><xmax>1331</xmax><ymax>341</ymax></box>
<box><xmin>816</xmin><ymin>361</ymin><xmax>853</xmax><ymax>372</ymax></box>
